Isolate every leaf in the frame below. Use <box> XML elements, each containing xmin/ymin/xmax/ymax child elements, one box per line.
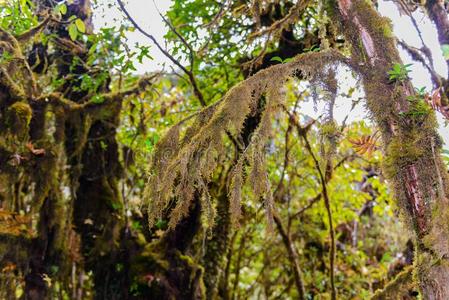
<box><xmin>60</xmin><ymin>3</ymin><xmax>67</xmax><ymax>14</ymax></box>
<box><xmin>58</xmin><ymin>3</ymin><xmax>67</xmax><ymax>15</ymax></box>
<box><xmin>425</xmin><ymin>87</ymin><xmax>449</xmax><ymax>120</ymax></box>
<box><xmin>442</xmin><ymin>44</ymin><xmax>449</xmax><ymax>60</ymax></box>
<box><xmin>26</xmin><ymin>142</ymin><xmax>45</xmax><ymax>156</ymax></box>
<box><xmin>270</xmin><ymin>56</ymin><xmax>283</xmax><ymax>63</ymax></box>
<box><xmin>68</xmin><ymin>23</ymin><xmax>78</xmax><ymax>41</ymax></box>
<box><xmin>91</xmin><ymin>95</ymin><xmax>105</xmax><ymax>104</ymax></box>
<box><xmin>348</xmin><ymin>133</ymin><xmax>380</xmax><ymax>157</ymax></box>
<box><xmin>75</xmin><ymin>18</ymin><xmax>86</xmax><ymax>33</ymax></box>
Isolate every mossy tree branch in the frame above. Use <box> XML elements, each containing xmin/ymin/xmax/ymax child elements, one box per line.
<box><xmin>371</xmin><ymin>266</ymin><xmax>414</xmax><ymax>300</ymax></box>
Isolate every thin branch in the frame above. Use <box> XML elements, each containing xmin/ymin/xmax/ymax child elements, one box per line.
<box><xmin>288</xmin><ymin>113</ymin><xmax>337</xmax><ymax>300</ymax></box>
<box><xmin>397</xmin><ymin>40</ymin><xmax>442</xmax><ymax>88</ymax></box>
<box><xmin>116</xmin><ymin>0</ymin><xmax>206</xmax><ymax>106</ymax></box>
<box><xmin>38</xmin><ymin>74</ymin><xmax>159</xmax><ymax>112</ymax></box>
<box><xmin>272</xmin><ymin>212</ymin><xmax>306</xmax><ymax>300</ymax></box>
<box><xmin>153</xmin><ymin>0</ymin><xmax>195</xmax><ymax>69</ymax></box>
<box><xmin>16</xmin><ymin>13</ymin><xmax>54</xmax><ymax>43</ymax></box>
<box><xmin>249</xmin><ymin>0</ymin><xmax>310</xmax><ymax>40</ymax></box>
<box><xmin>394</xmin><ymin>1</ymin><xmax>434</xmax><ymax>67</ymax></box>
<box><xmin>203</xmin><ymin>0</ymin><xmax>230</xmax><ymax>29</ymax></box>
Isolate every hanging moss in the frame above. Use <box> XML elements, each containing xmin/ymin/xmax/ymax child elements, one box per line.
<box><xmin>145</xmin><ymin>50</ymin><xmax>347</xmax><ymax>230</ymax></box>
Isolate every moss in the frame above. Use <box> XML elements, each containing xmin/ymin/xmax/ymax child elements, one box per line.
<box><xmin>320</xmin><ymin>121</ymin><xmax>338</xmax><ymax>136</ymax></box>
<box><xmin>371</xmin><ymin>266</ymin><xmax>414</xmax><ymax>299</ymax></box>
<box><xmin>130</xmin><ymin>242</ymin><xmax>170</xmax><ymax>276</ymax></box>
<box><xmin>349</xmin><ymin>0</ymin><xmax>398</xmax><ymax>65</ymax></box>
<box><xmin>176</xmin><ymin>251</ymin><xmax>206</xmax><ymax>299</ymax></box>
<box><xmin>6</xmin><ymin>102</ymin><xmax>32</xmax><ymax>138</ymax></box>
<box><xmin>420</xmin><ymin>201</ymin><xmax>449</xmax><ymax>253</ymax></box>
<box><xmin>383</xmin><ymin>134</ymin><xmax>424</xmax><ymax>178</ymax></box>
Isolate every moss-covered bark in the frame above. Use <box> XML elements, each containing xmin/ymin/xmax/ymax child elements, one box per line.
<box><xmin>333</xmin><ymin>0</ymin><xmax>449</xmax><ymax>298</ymax></box>
<box><xmin>129</xmin><ymin>199</ymin><xmax>205</xmax><ymax>299</ymax></box>
<box><xmin>202</xmin><ymin>187</ymin><xmax>232</xmax><ymax>299</ymax></box>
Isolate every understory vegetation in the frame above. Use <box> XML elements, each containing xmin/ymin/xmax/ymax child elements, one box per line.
<box><xmin>1</xmin><ymin>0</ymin><xmax>449</xmax><ymax>299</ymax></box>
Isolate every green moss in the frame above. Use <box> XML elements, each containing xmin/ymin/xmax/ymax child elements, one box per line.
<box><xmin>129</xmin><ymin>242</ymin><xmax>171</xmax><ymax>285</ymax></box>
<box><xmin>383</xmin><ymin>134</ymin><xmax>424</xmax><ymax>178</ymax></box>
<box><xmin>320</xmin><ymin>121</ymin><xmax>338</xmax><ymax>136</ymax></box>
<box><xmin>177</xmin><ymin>251</ymin><xmax>206</xmax><ymax>299</ymax></box>
<box><xmin>371</xmin><ymin>266</ymin><xmax>413</xmax><ymax>300</ymax></box>
<box><xmin>351</xmin><ymin>0</ymin><xmax>398</xmax><ymax>63</ymax></box>
<box><xmin>6</xmin><ymin>102</ymin><xmax>32</xmax><ymax>138</ymax></box>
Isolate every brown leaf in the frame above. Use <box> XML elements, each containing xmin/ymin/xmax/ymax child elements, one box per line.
<box><xmin>348</xmin><ymin>133</ymin><xmax>380</xmax><ymax>157</ymax></box>
<box><xmin>425</xmin><ymin>87</ymin><xmax>449</xmax><ymax>120</ymax></box>
<box><xmin>26</xmin><ymin>142</ymin><xmax>46</xmax><ymax>156</ymax></box>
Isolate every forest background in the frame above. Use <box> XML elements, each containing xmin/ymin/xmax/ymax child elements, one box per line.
<box><xmin>1</xmin><ymin>0</ymin><xmax>449</xmax><ymax>299</ymax></box>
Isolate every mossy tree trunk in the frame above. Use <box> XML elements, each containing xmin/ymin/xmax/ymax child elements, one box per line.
<box><xmin>202</xmin><ymin>185</ymin><xmax>232</xmax><ymax>299</ymax></box>
<box><xmin>334</xmin><ymin>0</ymin><xmax>449</xmax><ymax>298</ymax></box>
<box><xmin>51</xmin><ymin>1</ymin><xmax>131</xmax><ymax>297</ymax></box>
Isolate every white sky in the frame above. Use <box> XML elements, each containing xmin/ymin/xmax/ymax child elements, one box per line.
<box><xmin>93</xmin><ymin>0</ymin><xmax>172</xmax><ymax>72</ymax></box>
<box><xmin>92</xmin><ymin>0</ymin><xmax>449</xmax><ymax>146</ymax></box>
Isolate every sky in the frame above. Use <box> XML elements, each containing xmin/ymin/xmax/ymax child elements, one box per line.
<box><xmin>93</xmin><ymin>0</ymin><xmax>172</xmax><ymax>72</ymax></box>
<box><xmin>92</xmin><ymin>0</ymin><xmax>449</xmax><ymax>146</ymax></box>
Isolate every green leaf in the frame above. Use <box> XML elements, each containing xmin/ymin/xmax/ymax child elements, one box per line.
<box><xmin>75</xmin><ymin>18</ymin><xmax>86</xmax><ymax>33</ymax></box>
<box><xmin>270</xmin><ymin>56</ymin><xmax>283</xmax><ymax>63</ymax></box>
<box><xmin>58</xmin><ymin>3</ymin><xmax>67</xmax><ymax>15</ymax></box>
<box><xmin>60</xmin><ymin>4</ymin><xmax>67</xmax><ymax>15</ymax></box>
<box><xmin>68</xmin><ymin>23</ymin><xmax>77</xmax><ymax>41</ymax></box>
<box><xmin>442</xmin><ymin>44</ymin><xmax>449</xmax><ymax>60</ymax></box>
<box><xmin>91</xmin><ymin>95</ymin><xmax>105</xmax><ymax>104</ymax></box>
<box><xmin>155</xmin><ymin>219</ymin><xmax>167</xmax><ymax>229</ymax></box>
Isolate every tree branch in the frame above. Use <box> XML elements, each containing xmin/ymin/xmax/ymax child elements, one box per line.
<box><xmin>371</xmin><ymin>266</ymin><xmax>414</xmax><ymax>300</ymax></box>
<box><xmin>116</xmin><ymin>0</ymin><xmax>206</xmax><ymax>107</ymax></box>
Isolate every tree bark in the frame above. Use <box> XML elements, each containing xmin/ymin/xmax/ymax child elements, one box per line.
<box><xmin>334</xmin><ymin>0</ymin><xmax>449</xmax><ymax>298</ymax></box>
<box><xmin>202</xmin><ymin>187</ymin><xmax>232</xmax><ymax>300</ymax></box>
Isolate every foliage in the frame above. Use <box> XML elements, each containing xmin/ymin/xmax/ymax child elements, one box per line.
<box><xmin>0</xmin><ymin>0</ymin><xmax>448</xmax><ymax>299</ymax></box>
<box><xmin>387</xmin><ymin>63</ymin><xmax>412</xmax><ymax>82</ymax></box>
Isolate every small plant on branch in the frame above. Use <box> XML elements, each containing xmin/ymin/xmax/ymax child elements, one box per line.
<box><xmin>388</xmin><ymin>63</ymin><xmax>412</xmax><ymax>82</ymax></box>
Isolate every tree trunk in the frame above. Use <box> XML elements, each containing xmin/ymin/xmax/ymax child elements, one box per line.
<box><xmin>334</xmin><ymin>0</ymin><xmax>449</xmax><ymax>298</ymax></box>
<box><xmin>202</xmin><ymin>186</ymin><xmax>232</xmax><ymax>299</ymax></box>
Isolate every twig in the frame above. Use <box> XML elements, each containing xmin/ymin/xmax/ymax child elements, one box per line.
<box><xmin>397</xmin><ymin>40</ymin><xmax>442</xmax><ymax>88</ymax></box>
<box><xmin>153</xmin><ymin>0</ymin><xmax>195</xmax><ymax>69</ymax></box>
<box><xmin>116</xmin><ymin>0</ymin><xmax>206</xmax><ymax>106</ymax></box>
<box><xmin>288</xmin><ymin>114</ymin><xmax>337</xmax><ymax>300</ymax></box>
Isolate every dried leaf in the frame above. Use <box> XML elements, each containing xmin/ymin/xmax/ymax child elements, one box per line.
<box><xmin>348</xmin><ymin>133</ymin><xmax>379</xmax><ymax>157</ymax></box>
<box><xmin>26</xmin><ymin>142</ymin><xmax>46</xmax><ymax>156</ymax></box>
<box><xmin>425</xmin><ymin>87</ymin><xmax>449</xmax><ymax>120</ymax></box>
